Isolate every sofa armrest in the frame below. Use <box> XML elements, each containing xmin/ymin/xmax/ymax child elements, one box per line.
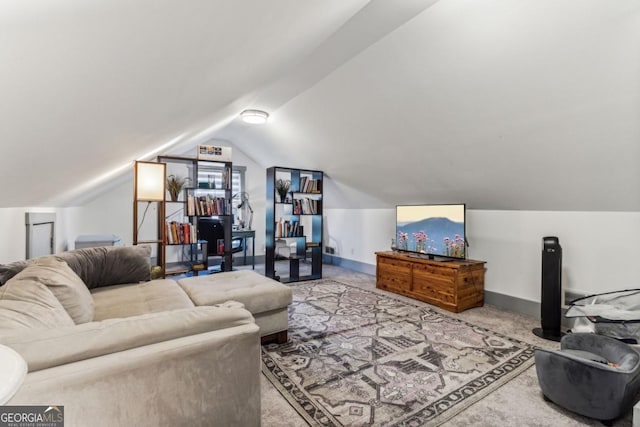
<box><xmin>8</xmin><ymin>322</ymin><xmax>261</xmax><ymax>427</ymax></box>
<box><xmin>0</xmin><ymin>302</ymin><xmax>254</xmax><ymax>372</ymax></box>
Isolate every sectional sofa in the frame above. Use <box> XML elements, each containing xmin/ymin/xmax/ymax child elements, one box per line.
<box><xmin>0</xmin><ymin>245</ymin><xmax>292</xmax><ymax>427</ymax></box>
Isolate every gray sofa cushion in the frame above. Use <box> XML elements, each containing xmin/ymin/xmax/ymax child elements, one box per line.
<box><xmin>91</xmin><ymin>279</ymin><xmax>195</xmax><ymax>321</ymax></box>
<box><xmin>177</xmin><ymin>270</ymin><xmax>292</xmax><ymax>314</ymax></box>
<box><xmin>0</xmin><ymin>245</ymin><xmax>152</xmax><ymax>289</ymax></box>
<box><xmin>56</xmin><ymin>245</ymin><xmax>152</xmax><ymax>289</ymax></box>
<box><xmin>0</xmin><ymin>260</ymin><xmax>30</xmax><ymax>286</ymax></box>
<box><xmin>19</xmin><ymin>257</ymin><xmax>94</xmax><ymax>324</ymax></box>
<box><xmin>0</xmin><ymin>300</ymin><xmax>75</xmax><ymax>330</ymax></box>
<box><xmin>0</xmin><ymin>265</ymin><xmax>75</xmax><ymax>330</ymax></box>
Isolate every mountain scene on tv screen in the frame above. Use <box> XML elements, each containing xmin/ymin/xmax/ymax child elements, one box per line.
<box><xmin>397</xmin><ymin>217</ymin><xmax>464</xmax><ymax>257</ymax></box>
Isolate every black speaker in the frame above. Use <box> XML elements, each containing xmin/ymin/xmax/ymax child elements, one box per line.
<box><xmin>533</xmin><ymin>236</ymin><xmax>565</xmax><ymax>341</ymax></box>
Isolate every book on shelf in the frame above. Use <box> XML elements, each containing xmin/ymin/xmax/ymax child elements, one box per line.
<box><xmin>165</xmin><ymin>221</ymin><xmax>197</xmax><ymax>244</ymax></box>
<box><xmin>293</xmin><ymin>197</ymin><xmax>319</xmax><ymax>215</ymax></box>
<box><xmin>182</xmin><ymin>223</ymin><xmax>190</xmax><ymax>245</ymax></box>
<box><xmin>186</xmin><ymin>193</ymin><xmax>230</xmax><ymax>216</ymax></box>
<box><xmin>274</xmin><ymin>218</ymin><xmax>304</xmax><ymax>238</ymax></box>
<box><xmin>299</xmin><ymin>177</ymin><xmax>320</xmax><ymax>193</ymax></box>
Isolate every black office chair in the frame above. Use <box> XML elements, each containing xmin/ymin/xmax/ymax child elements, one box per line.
<box><xmin>198</xmin><ymin>218</ymin><xmax>243</xmax><ymax>270</ymax></box>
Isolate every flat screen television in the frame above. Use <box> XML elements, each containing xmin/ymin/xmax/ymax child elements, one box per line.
<box><xmin>395</xmin><ymin>204</ymin><xmax>466</xmax><ymax>260</ymax></box>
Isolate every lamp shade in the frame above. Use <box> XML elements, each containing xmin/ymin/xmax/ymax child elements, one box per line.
<box><xmin>135</xmin><ymin>161</ymin><xmax>166</xmax><ymax>202</ymax></box>
<box><xmin>240</xmin><ymin>109</ymin><xmax>269</xmax><ymax>124</ymax></box>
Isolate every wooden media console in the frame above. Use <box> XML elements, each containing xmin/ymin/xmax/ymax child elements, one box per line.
<box><xmin>375</xmin><ymin>251</ymin><xmax>486</xmax><ymax>313</ymax></box>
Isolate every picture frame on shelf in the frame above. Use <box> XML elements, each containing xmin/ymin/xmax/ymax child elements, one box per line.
<box><xmin>197</xmin><ymin>145</ymin><xmax>232</xmax><ymax>161</ymax></box>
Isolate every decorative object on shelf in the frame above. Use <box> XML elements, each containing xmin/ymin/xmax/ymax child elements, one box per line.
<box><xmin>197</xmin><ymin>144</ymin><xmax>232</xmax><ymax>161</ymax></box>
<box><xmin>240</xmin><ymin>109</ymin><xmax>269</xmax><ymax>124</ymax></box>
<box><xmin>275</xmin><ymin>179</ymin><xmax>290</xmax><ymax>203</ymax></box>
<box><xmin>233</xmin><ymin>192</ymin><xmax>254</xmax><ymax>230</ymax></box>
<box><xmin>208</xmin><ymin>174</ymin><xmax>216</xmax><ymax>189</ymax></box>
<box><xmin>166</xmin><ymin>175</ymin><xmax>189</xmax><ymax>202</ymax></box>
<box><xmin>134</xmin><ymin>161</ymin><xmax>166</xmax><ymax>202</ymax></box>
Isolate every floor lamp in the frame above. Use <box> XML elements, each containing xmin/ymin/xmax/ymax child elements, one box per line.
<box><xmin>133</xmin><ymin>161</ymin><xmax>166</xmax><ymax>275</ymax></box>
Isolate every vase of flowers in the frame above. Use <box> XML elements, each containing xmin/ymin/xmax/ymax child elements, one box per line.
<box><xmin>275</xmin><ymin>179</ymin><xmax>291</xmax><ymax>203</ymax></box>
<box><xmin>397</xmin><ymin>231</ymin><xmax>408</xmax><ymax>250</ymax></box>
<box><xmin>444</xmin><ymin>234</ymin><xmax>465</xmax><ymax>258</ymax></box>
<box><xmin>167</xmin><ymin>175</ymin><xmax>189</xmax><ymax>202</ymax></box>
<box><xmin>413</xmin><ymin>231</ymin><xmax>428</xmax><ymax>253</ymax></box>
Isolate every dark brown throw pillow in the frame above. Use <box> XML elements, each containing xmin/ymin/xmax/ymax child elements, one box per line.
<box><xmin>55</xmin><ymin>245</ymin><xmax>151</xmax><ymax>289</ymax></box>
<box><xmin>0</xmin><ymin>245</ymin><xmax>151</xmax><ymax>289</ymax></box>
<box><xmin>0</xmin><ymin>259</ymin><xmax>31</xmax><ymax>286</ymax></box>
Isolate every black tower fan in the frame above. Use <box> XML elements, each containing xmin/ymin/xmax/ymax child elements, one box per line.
<box><xmin>533</xmin><ymin>236</ymin><xmax>564</xmax><ymax>341</ymax></box>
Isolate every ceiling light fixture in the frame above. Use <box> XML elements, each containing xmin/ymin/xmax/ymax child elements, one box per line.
<box><xmin>240</xmin><ymin>109</ymin><xmax>269</xmax><ymax>124</ymax></box>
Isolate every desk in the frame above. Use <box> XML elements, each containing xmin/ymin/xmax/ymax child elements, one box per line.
<box><xmin>233</xmin><ymin>229</ymin><xmax>255</xmax><ymax>269</ymax></box>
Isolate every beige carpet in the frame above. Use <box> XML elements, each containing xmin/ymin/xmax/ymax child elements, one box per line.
<box><xmin>256</xmin><ymin>263</ymin><xmax>633</xmax><ymax>427</ymax></box>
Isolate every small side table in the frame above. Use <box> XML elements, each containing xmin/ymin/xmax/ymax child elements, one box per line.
<box><xmin>0</xmin><ymin>344</ymin><xmax>27</xmax><ymax>404</ymax></box>
<box><xmin>232</xmin><ymin>229</ymin><xmax>255</xmax><ymax>269</ymax></box>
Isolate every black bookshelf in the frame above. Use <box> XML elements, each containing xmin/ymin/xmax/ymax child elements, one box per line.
<box><xmin>266</xmin><ymin>166</ymin><xmax>323</xmax><ymax>283</ymax></box>
<box><xmin>157</xmin><ymin>155</ymin><xmax>233</xmax><ymax>275</ymax></box>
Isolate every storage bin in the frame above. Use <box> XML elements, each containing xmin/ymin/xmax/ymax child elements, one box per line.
<box><xmin>75</xmin><ymin>234</ymin><xmax>122</xmax><ymax>249</ymax></box>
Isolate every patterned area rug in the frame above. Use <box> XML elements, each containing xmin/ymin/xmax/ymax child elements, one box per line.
<box><xmin>262</xmin><ymin>279</ymin><xmax>536</xmax><ymax>426</ymax></box>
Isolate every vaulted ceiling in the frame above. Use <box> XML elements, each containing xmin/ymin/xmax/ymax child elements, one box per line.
<box><xmin>2</xmin><ymin>0</ymin><xmax>639</xmax><ymax>211</ymax></box>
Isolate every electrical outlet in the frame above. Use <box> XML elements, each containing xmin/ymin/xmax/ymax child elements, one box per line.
<box><xmin>325</xmin><ymin>246</ymin><xmax>335</xmax><ymax>254</ymax></box>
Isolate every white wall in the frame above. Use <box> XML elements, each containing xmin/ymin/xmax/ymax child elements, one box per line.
<box><xmin>234</xmin><ymin>149</ymin><xmax>266</xmax><ymax>255</ymax></box>
<box><xmin>470</xmin><ymin>210</ymin><xmax>640</xmax><ymax>300</ymax></box>
<box><xmin>57</xmin><ymin>206</ymin><xmax>83</xmax><ymax>252</ymax></box>
<box><xmin>324</xmin><ymin>208</ymin><xmax>640</xmax><ymax>303</ymax></box>
<box><xmin>77</xmin><ymin>179</ymin><xmax>134</xmax><ymax>246</ymax></box>
<box><xmin>323</xmin><ymin>208</ymin><xmax>395</xmax><ymax>262</ymax></box>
